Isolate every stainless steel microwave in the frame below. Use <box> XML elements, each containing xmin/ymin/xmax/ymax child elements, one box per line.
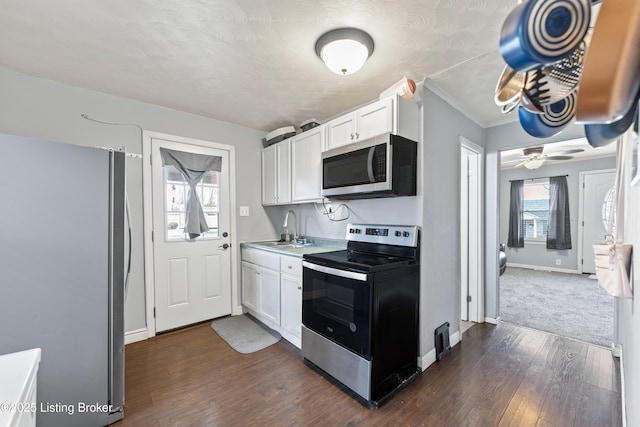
<box><xmin>321</xmin><ymin>133</ymin><xmax>417</xmax><ymax>199</ymax></box>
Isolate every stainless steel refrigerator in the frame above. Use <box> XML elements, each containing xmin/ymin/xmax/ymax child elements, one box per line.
<box><xmin>0</xmin><ymin>133</ymin><xmax>126</xmax><ymax>427</ymax></box>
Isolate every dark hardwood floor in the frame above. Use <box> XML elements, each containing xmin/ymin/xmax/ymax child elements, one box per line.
<box><xmin>115</xmin><ymin>321</ymin><xmax>621</xmax><ymax>426</ymax></box>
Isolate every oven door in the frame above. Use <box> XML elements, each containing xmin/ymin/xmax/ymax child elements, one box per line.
<box><xmin>302</xmin><ymin>261</ymin><xmax>372</xmax><ymax>358</ymax></box>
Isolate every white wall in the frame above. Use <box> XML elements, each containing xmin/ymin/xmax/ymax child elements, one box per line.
<box><xmin>0</xmin><ymin>68</ymin><xmax>275</xmax><ymax>335</ymax></box>
<box><xmin>499</xmin><ymin>156</ymin><xmax>616</xmax><ymax>271</ymax></box>
<box><xmin>621</xmin><ymin>136</ymin><xmax>640</xmax><ymax>427</ymax></box>
<box><xmin>270</xmin><ymin>196</ymin><xmax>420</xmax><ymax>240</ymax></box>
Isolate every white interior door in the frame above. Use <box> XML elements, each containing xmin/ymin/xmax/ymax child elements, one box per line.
<box><xmin>581</xmin><ymin>170</ymin><xmax>615</xmax><ymax>274</ymax></box>
<box><xmin>460</xmin><ymin>137</ymin><xmax>484</xmax><ymax>324</ymax></box>
<box><xmin>152</xmin><ymin>137</ymin><xmax>232</xmax><ymax>332</ymax></box>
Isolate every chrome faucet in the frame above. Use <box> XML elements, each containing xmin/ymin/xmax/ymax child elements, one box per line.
<box><xmin>283</xmin><ymin>210</ymin><xmax>298</xmax><ymax>241</ymax></box>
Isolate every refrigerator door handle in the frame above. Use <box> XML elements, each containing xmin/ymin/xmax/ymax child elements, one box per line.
<box><xmin>124</xmin><ymin>191</ymin><xmax>132</xmax><ymax>300</ymax></box>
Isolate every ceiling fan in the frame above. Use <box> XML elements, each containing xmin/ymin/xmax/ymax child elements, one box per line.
<box><xmin>508</xmin><ymin>146</ymin><xmax>585</xmax><ymax>170</ymax></box>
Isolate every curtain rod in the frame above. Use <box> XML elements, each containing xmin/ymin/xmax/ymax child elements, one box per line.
<box><xmin>509</xmin><ymin>174</ymin><xmax>568</xmax><ymax>182</ymax></box>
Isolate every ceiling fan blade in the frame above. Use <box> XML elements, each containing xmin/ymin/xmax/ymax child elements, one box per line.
<box><xmin>514</xmin><ymin>160</ymin><xmax>528</xmax><ymax>168</ymax></box>
<box><xmin>556</xmin><ymin>148</ymin><xmax>585</xmax><ymax>155</ymax></box>
<box><xmin>546</xmin><ymin>155</ymin><xmax>574</xmax><ymax>160</ymax></box>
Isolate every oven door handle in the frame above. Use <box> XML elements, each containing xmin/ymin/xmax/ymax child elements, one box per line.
<box><xmin>302</xmin><ymin>261</ymin><xmax>368</xmax><ymax>282</ymax></box>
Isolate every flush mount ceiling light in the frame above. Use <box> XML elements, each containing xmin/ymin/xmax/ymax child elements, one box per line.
<box><xmin>315</xmin><ymin>28</ymin><xmax>374</xmax><ymax>75</ymax></box>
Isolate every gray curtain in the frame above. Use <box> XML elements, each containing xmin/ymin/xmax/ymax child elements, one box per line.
<box><xmin>507</xmin><ymin>180</ymin><xmax>524</xmax><ymax>248</ymax></box>
<box><xmin>547</xmin><ymin>176</ymin><xmax>572</xmax><ymax>249</ymax></box>
<box><xmin>160</xmin><ymin>148</ymin><xmax>222</xmax><ymax>239</ymax></box>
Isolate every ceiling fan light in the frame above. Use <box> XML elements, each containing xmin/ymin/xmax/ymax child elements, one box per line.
<box><xmin>315</xmin><ymin>28</ymin><xmax>374</xmax><ymax>75</ymax></box>
<box><xmin>524</xmin><ymin>159</ymin><xmax>544</xmax><ymax>170</ymax></box>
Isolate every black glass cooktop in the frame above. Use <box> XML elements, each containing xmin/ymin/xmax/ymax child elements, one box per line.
<box><xmin>304</xmin><ymin>249</ymin><xmax>414</xmax><ymax>273</ymax></box>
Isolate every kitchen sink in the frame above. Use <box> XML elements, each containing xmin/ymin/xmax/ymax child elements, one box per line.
<box><xmin>255</xmin><ymin>241</ymin><xmax>313</xmax><ymax>248</ymax></box>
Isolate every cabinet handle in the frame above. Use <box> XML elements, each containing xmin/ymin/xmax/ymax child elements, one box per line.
<box><xmin>350</xmin><ymin>133</ymin><xmax>354</xmax><ymax>140</ymax></box>
<box><xmin>256</xmin><ymin>271</ymin><xmax>261</xmax><ymax>276</ymax></box>
<box><xmin>297</xmin><ymin>286</ymin><xmax>302</xmax><ymax>290</ymax></box>
<box><xmin>355</xmin><ymin>132</ymin><xmax>360</xmax><ymax>140</ymax></box>
<box><xmin>287</xmin><ymin>265</ymin><xmax>292</xmax><ymax>269</ymax></box>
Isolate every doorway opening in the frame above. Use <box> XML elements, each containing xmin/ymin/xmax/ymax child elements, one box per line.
<box><xmin>497</xmin><ymin>139</ymin><xmax>617</xmax><ymax>347</ymax></box>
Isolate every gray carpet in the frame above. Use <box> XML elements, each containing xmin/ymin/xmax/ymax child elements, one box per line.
<box><xmin>500</xmin><ymin>267</ymin><xmax>614</xmax><ymax>347</ymax></box>
<box><xmin>211</xmin><ymin>314</ymin><xmax>281</xmax><ymax>354</ymax></box>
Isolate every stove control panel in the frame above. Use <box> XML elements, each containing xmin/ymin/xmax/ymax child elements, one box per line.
<box><xmin>345</xmin><ymin>223</ymin><xmax>419</xmax><ymax>247</ymax></box>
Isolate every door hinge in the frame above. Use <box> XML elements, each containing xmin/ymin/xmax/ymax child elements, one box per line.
<box><xmin>151</xmin><ymin>230</ymin><xmax>154</xmax><ymax>242</ymax></box>
<box><xmin>153</xmin><ymin>307</ymin><xmax>156</xmax><ymax>318</ymax></box>
<box><xmin>150</xmin><ymin>154</ymin><xmax>153</xmax><ymax>165</ymax></box>
<box><xmin>467</xmin><ymin>295</ymin><xmax>472</xmax><ymax>302</ymax></box>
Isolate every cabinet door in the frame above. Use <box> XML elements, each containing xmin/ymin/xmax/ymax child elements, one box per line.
<box><xmin>259</xmin><ymin>268</ymin><xmax>281</xmax><ymax>324</ymax></box>
<box><xmin>276</xmin><ymin>140</ymin><xmax>291</xmax><ymax>204</ymax></box>
<box><xmin>281</xmin><ymin>273</ymin><xmax>302</xmax><ymax>338</ymax></box>
<box><xmin>291</xmin><ymin>127</ymin><xmax>323</xmax><ymax>202</ymax></box>
<box><xmin>356</xmin><ymin>97</ymin><xmax>393</xmax><ymax>141</ymax></box>
<box><xmin>326</xmin><ymin>113</ymin><xmax>356</xmax><ymax>151</ymax></box>
<box><xmin>241</xmin><ymin>262</ymin><xmax>259</xmax><ymax>312</ymax></box>
<box><xmin>261</xmin><ymin>145</ymin><xmax>278</xmax><ymax>205</ymax></box>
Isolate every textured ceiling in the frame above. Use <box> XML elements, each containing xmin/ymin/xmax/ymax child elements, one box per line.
<box><xmin>0</xmin><ymin>0</ymin><xmax>519</xmax><ymax>132</ymax></box>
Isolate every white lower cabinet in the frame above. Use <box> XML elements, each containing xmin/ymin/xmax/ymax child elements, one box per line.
<box><xmin>241</xmin><ymin>247</ymin><xmax>302</xmax><ymax>348</ymax></box>
<box><xmin>280</xmin><ymin>257</ymin><xmax>302</xmax><ymax>346</ymax></box>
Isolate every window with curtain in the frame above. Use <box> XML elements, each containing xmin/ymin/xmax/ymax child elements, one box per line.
<box><xmin>509</xmin><ymin>176</ymin><xmax>572</xmax><ymax>249</ymax></box>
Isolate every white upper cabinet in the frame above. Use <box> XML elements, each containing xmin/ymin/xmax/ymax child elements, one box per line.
<box><xmin>261</xmin><ymin>140</ymin><xmax>291</xmax><ymax>205</ymax></box>
<box><xmin>324</xmin><ymin>95</ymin><xmax>419</xmax><ymax>151</ymax></box>
<box><xmin>291</xmin><ymin>126</ymin><xmax>324</xmax><ymax>203</ymax></box>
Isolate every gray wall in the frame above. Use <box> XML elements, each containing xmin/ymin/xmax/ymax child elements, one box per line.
<box><xmin>500</xmin><ymin>156</ymin><xmax>615</xmax><ymax>271</ymax></box>
<box><xmin>0</xmin><ymin>68</ymin><xmax>275</xmax><ymax>334</ymax></box>
<box><xmin>420</xmin><ymin>86</ymin><xmax>484</xmax><ymax>356</ymax></box>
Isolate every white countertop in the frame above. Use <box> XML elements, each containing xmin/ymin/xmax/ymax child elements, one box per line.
<box><xmin>0</xmin><ymin>348</ymin><xmax>41</xmax><ymax>427</ymax></box>
<box><xmin>241</xmin><ymin>238</ymin><xmax>346</xmax><ymax>258</ymax></box>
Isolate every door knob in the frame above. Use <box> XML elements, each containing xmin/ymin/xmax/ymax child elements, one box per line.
<box><xmin>222</xmin><ymin>232</ymin><xmax>229</xmax><ymax>237</ymax></box>
<box><xmin>218</xmin><ymin>243</ymin><xmax>230</xmax><ymax>250</ymax></box>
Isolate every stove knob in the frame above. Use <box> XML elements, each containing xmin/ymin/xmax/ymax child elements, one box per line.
<box><xmin>395</xmin><ymin>231</ymin><xmax>402</xmax><ymax>237</ymax></box>
<box><xmin>403</xmin><ymin>231</ymin><xmax>410</xmax><ymax>237</ymax></box>
<box><xmin>355</xmin><ymin>229</ymin><xmax>361</xmax><ymax>234</ymax></box>
<box><xmin>349</xmin><ymin>228</ymin><xmax>355</xmax><ymax>234</ymax></box>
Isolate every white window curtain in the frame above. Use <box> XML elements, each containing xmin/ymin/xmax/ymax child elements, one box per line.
<box><xmin>160</xmin><ymin>148</ymin><xmax>222</xmax><ymax>239</ymax></box>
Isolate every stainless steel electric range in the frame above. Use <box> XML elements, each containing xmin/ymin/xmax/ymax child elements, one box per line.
<box><xmin>301</xmin><ymin>223</ymin><xmax>420</xmax><ymax>407</ymax></box>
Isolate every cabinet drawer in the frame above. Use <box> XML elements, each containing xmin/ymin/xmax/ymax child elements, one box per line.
<box><xmin>280</xmin><ymin>255</ymin><xmax>302</xmax><ymax>276</ymax></box>
<box><xmin>242</xmin><ymin>247</ymin><xmax>281</xmax><ymax>269</ymax></box>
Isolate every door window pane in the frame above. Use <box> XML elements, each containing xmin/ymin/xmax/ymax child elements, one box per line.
<box><xmin>164</xmin><ymin>165</ymin><xmax>220</xmax><ymax>241</ymax></box>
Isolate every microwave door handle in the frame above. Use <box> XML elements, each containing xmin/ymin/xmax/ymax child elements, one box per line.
<box><xmin>302</xmin><ymin>261</ymin><xmax>368</xmax><ymax>282</ymax></box>
<box><xmin>366</xmin><ymin>146</ymin><xmax>376</xmax><ymax>183</ymax></box>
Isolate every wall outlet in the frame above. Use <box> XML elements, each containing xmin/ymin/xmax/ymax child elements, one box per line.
<box><xmin>239</xmin><ymin>206</ymin><xmax>250</xmax><ymax>217</ymax></box>
<box><xmin>555</xmin><ymin>259</ymin><xmax>561</xmax><ymax>266</ymax></box>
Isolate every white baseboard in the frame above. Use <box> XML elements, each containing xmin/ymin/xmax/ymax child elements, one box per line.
<box><xmin>125</xmin><ymin>328</ymin><xmax>148</xmax><ymax>345</ymax></box>
<box><xmin>485</xmin><ymin>316</ymin><xmax>501</xmax><ymax>325</ymax></box>
<box><xmin>419</xmin><ymin>329</ymin><xmax>461</xmax><ymax>371</ymax></box>
<box><xmin>507</xmin><ymin>263</ymin><xmax>578</xmax><ymax>274</ymax></box>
